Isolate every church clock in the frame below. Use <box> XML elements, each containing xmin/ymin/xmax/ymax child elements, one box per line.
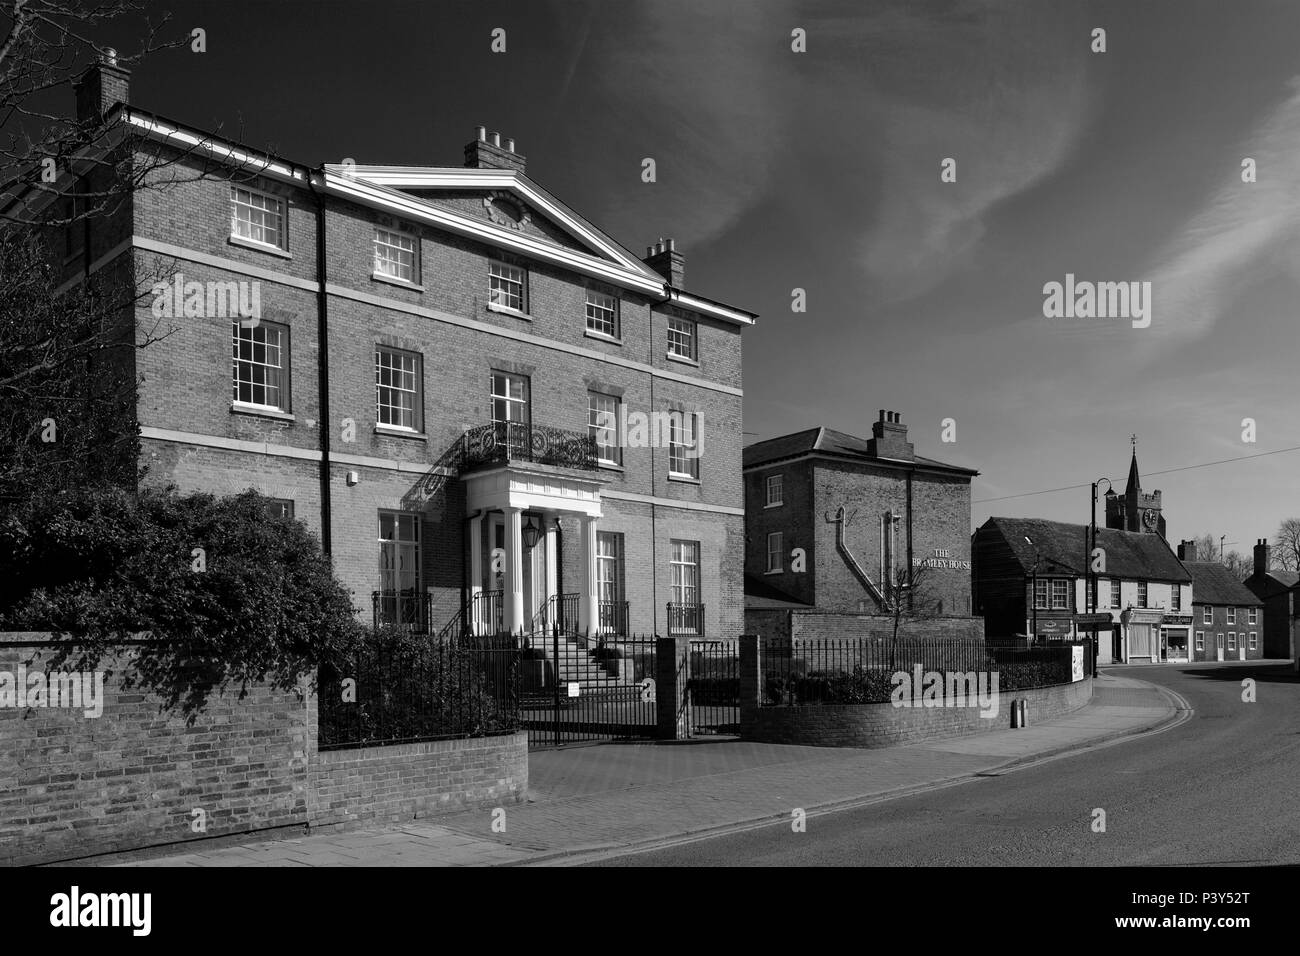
<box><xmin>1142</xmin><ymin>509</ymin><xmax>1158</xmax><ymax>530</ymax></box>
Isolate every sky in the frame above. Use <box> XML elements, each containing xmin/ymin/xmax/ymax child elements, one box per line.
<box><xmin>77</xmin><ymin>0</ymin><xmax>1300</xmax><ymax>556</ymax></box>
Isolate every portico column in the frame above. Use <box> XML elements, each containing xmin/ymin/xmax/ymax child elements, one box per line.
<box><xmin>506</xmin><ymin>507</ymin><xmax>524</xmax><ymax>635</ymax></box>
<box><xmin>579</xmin><ymin>515</ymin><xmax>599</xmax><ymax>635</ymax></box>
<box><xmin>469</xmin><ymin>513</ymin><xmax>483</xmax><ymax>634</ymax></box>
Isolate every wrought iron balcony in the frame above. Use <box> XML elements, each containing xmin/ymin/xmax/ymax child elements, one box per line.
<box><xmin>461</xmin><ymin>421</ymin><xmax>598</xmax><ymax>472</ymax></box>
<box><xmin>667</xmin><ymin>602</ymin><xmax>705</xmax><ymax>637</ymax></box>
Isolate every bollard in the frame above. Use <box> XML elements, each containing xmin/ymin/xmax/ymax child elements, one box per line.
<box><xmin>1018</xmin><ymin>698</ymin><xmax>1028</xmax><ymax>727</ymax></box>
<box><xmin>1010</xmin><ymin>699</ymin><xmax>1021</xmax><ymax>729</ymax></box>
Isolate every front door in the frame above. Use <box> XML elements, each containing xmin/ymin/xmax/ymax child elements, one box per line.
<box><xmin>489</xmin><ymin>513</ymin><xmax>549</xmax><ymax>633</ymax></box>
<box><xmin>1216</xmin><ymin>632</ymin><xmax>1224</xmax><ymax>662</ymax></box>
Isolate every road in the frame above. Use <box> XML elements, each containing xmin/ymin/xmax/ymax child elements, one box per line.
<box><xmin>593</xmin><ymin>661</ymin><xmax>1300</xmax><ymax>866</ymax></box>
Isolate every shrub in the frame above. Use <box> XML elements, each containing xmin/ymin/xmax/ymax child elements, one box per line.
<box><xmin>0</xmin><ymin>484</ymin><xmax>363</xmax><ymax>718</ymax></box>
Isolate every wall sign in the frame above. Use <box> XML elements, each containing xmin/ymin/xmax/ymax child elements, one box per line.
<box><xmin>912</xmin><ymin>548</ymin><xmax>971</xmax><ymax>571</ymax></box>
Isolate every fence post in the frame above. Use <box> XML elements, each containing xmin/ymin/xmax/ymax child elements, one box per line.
<box><xmin>655</xmin><ymin>636</ymin><xmax>689</xmax><ymax>740</ymax></box>
<box><xmin>739</xmin><ymin>634</ymin><xmax>759</xmax><ymax>739</ymax></box>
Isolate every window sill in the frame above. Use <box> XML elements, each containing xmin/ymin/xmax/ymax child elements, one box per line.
<box><xmin>668</xmin><ymin>473</ymin><xmax>701</xmax><ymax>485</ymax></box>
<box><xmin>764</xmin><ymin>569</ymin><xmax>784</xmax><ymax>576</ymax></box>
<box><xmin>764</xmin><ymin>502</ymin><xmax>783</xmax><ymax>509</ymax></box>
<box><xmin>585</xmin><ymin>330</ymin><xmax>623</xmax><ymax>346</ymax></box>
<box><xmin>597</xmin><ymin>461</ymin><xmax>625</xmax><ymax>473</ymax></box>
<box><xmin>374</xmin><ymin>425</ymin><xmax>427</xmax><ymax>441</ymax></box>
<box><xmin>229</xmin><ymin>235</ymin><xmax>292</xmax><ymax>259</ymax></box>
<box><xmin>486</xmin><ymin>302</ymin><xmax>531</xmax><ymax>321</ymax></box>
<box><xmin>372</xmin><ymin>272</ymin><xmax>424</xmax><ymax>292</ymax></box>
<box><xmin>665</xmin><ymin>352</ymin><xmax>700</xmax><ymax>368</ymax></box>
<box><xmin>231</xmin><ymin>402</ymin><xmax>294</xmax><ymax>421</ymax></box>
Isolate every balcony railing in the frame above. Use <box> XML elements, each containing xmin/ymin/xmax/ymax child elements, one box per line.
<box><xmin>599</xmin><ymin>600</ymin><xmax>630</xmax><ymax>637</ymax></box>
<box><xmin>667</xmin><ymin>602</ymin><xmax>704</xmax><ymax>637</ymax></box>
<box><xmin>461</xmin><ymin>421</ymin><xmax>598</xmax><ymax>472</ymax></box>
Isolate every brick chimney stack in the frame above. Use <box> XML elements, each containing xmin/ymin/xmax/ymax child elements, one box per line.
<box><xmin>866</xmin><ymin>409</ymin><xmax>914</xmax><ymax>461</ymax></box>
<box><xmin>464</xmin><ymin>127</ymin><xmax>527</xmax><ymax>175</ymax></box>
<box><xmin>1178</xmin><ymin>540</ymin><xmax>1197</xmax><ymax>562</ymax></box>
<box><xmin>1254</xmin><ymin>539</ymin><xmax>1270</xmax><ymax>577</ymax></box>
<box><xmin>644</xmin><ymin>238</ymin><xmax>685</xmax><ymax>287</ymax></box>
<box><xmin>74</xmin><ymin>48</ymin><xmax>130</xmax><ymax>124</ymax></box>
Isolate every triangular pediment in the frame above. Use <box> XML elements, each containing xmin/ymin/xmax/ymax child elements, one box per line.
<box><xmin>326</xmin><ymin>165</ymin><xmax>662</xmax><ymax>281</ymax></box>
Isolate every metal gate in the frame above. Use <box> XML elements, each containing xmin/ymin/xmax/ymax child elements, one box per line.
<box><xmin>521</xmin><ymin>631</ymin><xmax>658</xmax><ymax>748</ymax></box>
<box><xmin>687</xmin><ymin>639</ymin><xmax>740</xmax><ymax>736</ymax></box>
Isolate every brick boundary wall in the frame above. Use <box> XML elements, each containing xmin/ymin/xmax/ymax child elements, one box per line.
<box><xmin>309</xmin><ymin>733</ymin><xmax>527</xmax><ymax>831</ymax></box>
<box><xmin>0</xmin><ymin>634</ymin><xmax>527</xmax><ymax>866</ymax></box>
<box><xmin>738</xmin><ymin>635</ymin><xmax>1092</xmax><ymax>748</ymax></box>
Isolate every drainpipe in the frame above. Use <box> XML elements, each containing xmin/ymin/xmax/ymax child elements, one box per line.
<box><xmin>306</xmin><ymin>167</ymin><xmax>332</xmax><ymax>558</ymax></box>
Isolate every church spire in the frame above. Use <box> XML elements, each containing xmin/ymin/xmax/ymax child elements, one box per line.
<box><xmin>1125</xmin><ymin>435</ymin><xmax>1140</xmax><ymax>494</ymax></box>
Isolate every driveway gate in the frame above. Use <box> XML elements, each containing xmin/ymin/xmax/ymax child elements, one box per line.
<box><xmin>687</xmin><ymin>639</ymin><xmax>740</xmax><ymax>736</ymax></box>
<box><xmin>520</xmin><ymin>631</ymin><xmax>658</xmax><ymax>748</ymax></box>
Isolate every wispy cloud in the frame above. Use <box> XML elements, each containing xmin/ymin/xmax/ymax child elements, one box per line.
<box><xmin>1143</xmin><ymin>75</ymin><xmax>1300</xmax><ymax>344</ymax></box>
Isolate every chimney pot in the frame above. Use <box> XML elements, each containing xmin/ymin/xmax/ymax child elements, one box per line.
<box><xmin>103</xmin><ymin>47</ymin><xmax>118</xmax><ymax>66</ymax></box>
<box><xmin>491</xmin><ymin>131</ymin><xmax>501</xmax><ymax>147</ymax></box>
<box><xmin>879</xmin><ymin>409</ymin><xmax>886</xmax><ymax>422</ymax></box>
<box><xmin>506</xmin><ymin>138</ymin><xmax>515</xmax><ymax>153</ymax></box>
<box><xmin>667</xmin><ymin>238</ymin><xmax>676</xmax><ymax>251</ymax></box>
<box><xmin>477</xmin><ymin>126</ymin><xmax>487</xmax><ymax>141</ymax></box>
<box><xmin>646</xmin><ymin>246</ymin><xmax>654</xmax><ymax>258</ymax></box>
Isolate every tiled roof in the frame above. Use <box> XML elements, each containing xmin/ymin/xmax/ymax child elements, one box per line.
<box><xmin>743</xmin><ymin>426</ymin><xmax>977</xmax><ymax>475</ymax></box>
<box><xmin>984</xmin><ymin>517</ymin><xmax>1191</xmax><ymax>582</ymax></box>
<box><xmin>1183</xmin><ymin>562</ymin><xmax>1262</xmax><ymax>606</ymax></box>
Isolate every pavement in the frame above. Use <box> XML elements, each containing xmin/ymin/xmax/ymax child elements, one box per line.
<box><xmin>96</xmin><ymin>671</ymin><xmax>1181</xmax><ymax>867</ymax></box>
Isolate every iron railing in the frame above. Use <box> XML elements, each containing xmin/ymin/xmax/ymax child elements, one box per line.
<box><xmin>531</xmin><ymin>592</ymin><xmax>581</xmax><ymax>635</ymax></box>
<box><xmin>667</xmin><ymin>602</ymin><xmax>704</xmax><ymax>637</ymax></box>
<box><xmin>599</xmin><ymin>600</ymin><xmax>630</xmax><ymax>636</ymax></box>
<box><xmin>318</xmin><ymin>630</ymin><xmax>521</xmax><ymax>750</ymax></box>
<box><xmin>461</xmin><ymin>421</ymin><xmax>598</xmax><ymax>471</ymax></box>
<box><xmin>760</xmin><ymin>637</ymin><xmax>1091</xmax><ymax>706</ymax></box>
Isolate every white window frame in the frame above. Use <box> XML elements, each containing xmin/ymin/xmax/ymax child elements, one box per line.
<box><xmin>1248</xmin><ymin>607</ymin><xmax>1258</xmax><ymax>625</ymax></box>
<box><xmin>373</xmin><ymin>227</ymin><xmax>419</xmax><ymax>283</ymax></box>
<box><xmin>378</xmin><ymin>511</ymin><xmax>421</xmax><ymax>625</ymax></box>
<box><xmin>1110</xmin><ymin>579</ymin><xmax>1121</xmax><ymax>609</ymax></box>
<box><xmin>670</xmin><ymin>538</ymin><xmax>700</xmax><ymax>611</ymax></box>
<box><xmin>231</xmin><ymin>320</ymin><xmax>289</xmax><ymax>412</ymax></box>
<box><xmin>491</xmin><ymin>372</ymin><xmax>529</xmax><ymax>426</ymax></box>
<box><xmin>668</xmin><ymin>411</ymin><xmax>699</xmax><ymax>479</ymax></box>
<box><xmin>1228</xmin><ymin>631</ymin><xmax>1237</xmax><ymax>650</ymax></box>
<box><xmin>488</xmin><ymin>260</ymin><xmax>527</xmax><ymax>313</ymax></box>
<box><xmin>230</xmin><ymin>185</ymin><xmax>286</xmax><ymax>250</ymax></box>
<box><xmin>1249</xmin><ymin>631</ymin><xmax>1258</xmax><ymax>650</ymax></box>
<box><xmin>765</xmin><ymin>474</ymin><xmax>784</xmax><ymax>508</ymax></box>
<box><xmin>1195</xmin><ymin>631</ymin><xmax>1204</xmax><ymax>651</ymax></box>
<box><xmin>1203</xmin><ymin>605</ymin><xmax>1213</xmax><ymax>624</ymax></box>
<box><xmin>1226</xmin><ymin>606</ymin><xmax>1236</xmax><ymax>625</ymax></box>
<box><xmin>375</xmin><ymin>346</ymin><xmax>422</xmax><ymax>432</ymax></box>
<box><xmin>596</xmin><ymin>532</ymin><xmax>624</xmax><ymax>606</ymax></box>
<box><xmin>1050</xmin><ymin>579</ymin><xmax>1070</xmax><ymax>610</ymax></box>
<box><xmin>585</xmin><ymin>288</ymin><xmax>619</xmax><ymax>339</ymax></box>
<box><xmin>1170</xmin><ymin>585</ymin><xmax>1181</xmax><ymax>611</ymax></box>
<box><xmin>766</xmin><ymin>532</ymin><xmax>784</xmax><ymax>574</ymax></box>
<box><xmin>667</xmin><ymin>314</ymin><xmax>697</xmax><ymax>362</ymax></box>
<box><xmin>588</xmin><ymin>392</ymin><xmax>621</xmax><ymax>466</ymax></box>
<box><xmin>1137</xmin><ymin>581</ymin><xmax>1148</xmax><ymax>607</ymax></box>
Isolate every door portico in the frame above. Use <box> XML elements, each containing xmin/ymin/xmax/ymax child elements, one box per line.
<box><xmin>463</xmin><ymin>462</ymin><xmax>606</xmax><ymax>636</ymax></box>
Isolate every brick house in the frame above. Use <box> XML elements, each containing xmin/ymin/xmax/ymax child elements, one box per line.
<box><xmin>1243</xmin><ymin>539</ymin><xmax>1300</xmax><ymax>661</ymax></box>
<box><xmin>1175</xmin><ymin>541</ymin><xmax>1264</xmax><ymax>662</ymax></box>
<box><xmin>27</xmin><ymin>55</ymin><xmax>755</xmax><ymax>640</ymax></box>
<box><xmin>972</xmin><ymin>517</ymin><xmax>1193</xmax><ymax>663</ymax></box>
<box><xmin>742</xmin><ymin>412</ymin><xmax>983</xmax><ymax>640</ymax></box>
